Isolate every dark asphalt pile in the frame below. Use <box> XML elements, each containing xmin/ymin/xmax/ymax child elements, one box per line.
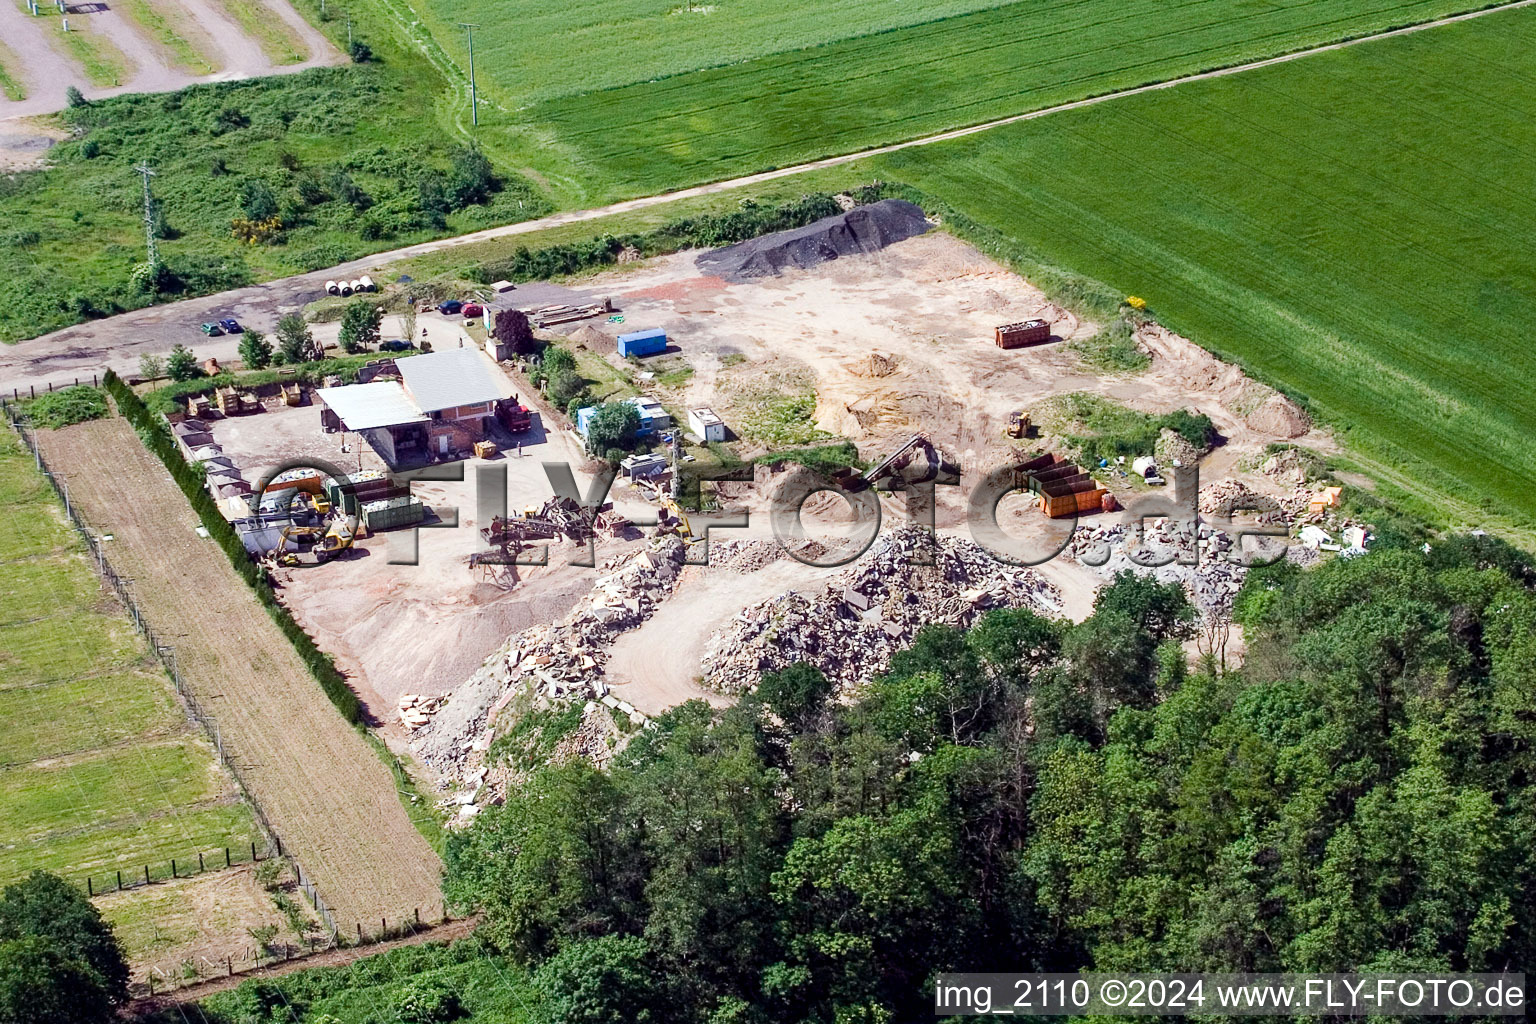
<box><xmin>696</xmin><ymin>199</ymin><xmax>930</xmax><ymax>280</ymax></box>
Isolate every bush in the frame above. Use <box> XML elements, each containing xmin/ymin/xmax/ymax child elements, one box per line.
<box><xmin>239</xmin><ymin>329</ymin><xmax>273</xmax><ymax>370</ymax></box>
<box><xmin>583</xmin><ymin>400</ymin><xmax>640</xmax><ymax>454</ymax></box>
<box><xmin>166</xmin><ymin>344</ymin><xmax>200</xmax><ymax>382</ymax></box>
<box><xmin>25</xmin><ymin>386</ymin><xmax>107</xmax><ymax>429</ymax></box>
<box><xmin>1035</xmin><ymin>393</ymin><xmax>1214</xmax><ymax>465</ymax></box>
<box><xmin>348</xmin><ymin>39</ymin><xmax>373</xmax><ymax>63</ymax></box>
<box><xmin>65</xmin><ymin>86</ymin><xmax>87</xmax><ymax>108</ymax></box>
<box><xmin>474</xmin><ymin>191</ymin><xmax>848</xmax><ymax>284</ymax></box>
<box><xmin>337</xmin><ymin>300</ymin><xmax>381</xmax><ymax>353</ymax></box>
<box><xmin>396</xmin><ymin>977</ymin><xmax>463</xmax><ymax>1024</ymax></box>
<box><xmin>239</xmin><ymin>179</ymin><xmax>279</xmax><ymax>221</ymax></box>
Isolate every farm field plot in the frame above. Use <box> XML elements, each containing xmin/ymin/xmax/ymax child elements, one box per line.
<box><xmin>872</xmin><ymin>4</ymin><xmax>1536</xmax><ymax>529</ymax></box>
<box><xmin>0</xmin><ymin>430</ymin><xmax>256</xmax><ymax>888</ymax></box>
<box><xmin>31</xmin><ymin>413</ymin><xmax>444</xmax><ymax>928</ymax></box>
<box><xmin>517</xmin><ymin>0</ymin><xmax>1491</xmax><ymax>198</ymax></box>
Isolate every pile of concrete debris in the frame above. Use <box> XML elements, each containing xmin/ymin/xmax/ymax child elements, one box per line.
<box><xmin>707</xmin><ymin>538</ymin><xmax>785</xmax><ymax>574</ymax></box>
<box><xmin>397</xmin><ymin>693</ymin><xmax>447</xmax><ymax>731</ymax></box>
<box><xmin>1062</xmin><ymin>518</ymin><xmax>1253</xmax><ymax>619</ymax></box>
<box><xmin>700</xmin><ymin>528</ymin><xmax>1061</xmax><ymax>695</ymax></box>
<box><xmin>1198</xmin><ymin>478</ymin><xmax>1281</xmax><ymax>518</ymax></box>
<box><xmin>412</xmin><ymin>537</ymin><xmax>688</xmax><ymax>783</ymax></box>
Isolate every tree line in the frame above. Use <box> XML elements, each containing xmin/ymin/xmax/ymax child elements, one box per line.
<box><xmin>435</xmin><ymin>537</ymin><xmax>1536</xmax><ymax>1023</ymax></box>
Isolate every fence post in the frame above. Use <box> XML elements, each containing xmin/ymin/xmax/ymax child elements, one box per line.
<box><xmin>198</xmin><ymin>852</ymin><xmax>204</xmax><ymax>873</ymax></box>
<box><xmin>144</xmin><ymin>865</ymin><xmax>150</xmax><ymax>886</ymax></box>
<box><xmin>251</xmin><ymin>841</ymin><xmax>257</xmax><ymax>862</ymax></box>
<box><xmin>116</xmin><ymin>870</ymin><xmax>122</xmax><ymax>891</ymax></box>
<box><xmin>171</xmin><ymin>858</ymin><xmax>176</xmax><ymax>879</ymax></box>
<box><xmin>225</xmin><ymin>847</ymin><xmax>231</xmax><ymax>868</ymax></box>
<box><xmin>87</xmin><ymin>877</ymin><xmax>92</xmax><ymax>897</ymax></box>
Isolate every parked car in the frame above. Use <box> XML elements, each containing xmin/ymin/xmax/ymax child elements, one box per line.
<box><xmin>437</xmin><ymin>299</ymin><xmax>463</xmax><ymax>315</ymax></box>
<box><xmin>379</xmin><ymin>339</ymin><xmax>414</xmax><ymax>352</ymax></box>
<box><xmin>219</xmin><ymin>318</ymin><xmax>243</xmax><ymax>334</ymax></box>
<box><xmin>461</xmin><ymin>303</ymin><xmax>484</xmax><ymax>318</ymax></box>
<box><xmin>199</xmin><ymin>322</ymin><xmax>222</xmax><ymax>337</ymax></box>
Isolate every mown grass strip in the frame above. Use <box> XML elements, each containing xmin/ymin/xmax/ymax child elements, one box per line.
<box><xmin>213</xmin><ymin>0</ymin><xmax>306</xmax><ymax>64</ymax></box>
<box><xmin>0</xmin><ymin>38</ymin><xmax>26</xmax><ymax>100</ymax></box>
<box><xmin>0</xmin><ymin>427</ymin><xmax>258</xmax><ymax>888</ymax></box>
<box><xmin>50</xmin><ymin>15</ymin><xmax>132</xmax><ymax>87</ymax></box>
<box><xmin>116</xmin><ymin>0</ymin><xmax>218</xmax><ymax>73</ymax></box>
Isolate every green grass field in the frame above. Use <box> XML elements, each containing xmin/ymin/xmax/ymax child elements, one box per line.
<box><xmin>0</xmin><ymin>22</ymin><xmax>546</xmax><ymax>343</ymax></box>
<box><xmin>869</xmin><ymin>4</ymin><xmax>1536</xmax><ymax>529</ymax></box>
<box><xmin>0</xmin><ymin>430</ymin><xmax>257</xmax><ymax>888</ymax></box>
<box><xmin>489</xmin><ymin>0</ymin><xmax>1488</xmax><ymax>199</ymax></box>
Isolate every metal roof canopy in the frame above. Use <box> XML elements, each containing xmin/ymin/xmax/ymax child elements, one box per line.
<box><xmin>397</xmin><ymin>348</ymin><xmax>509</xmax><ymax>413</ymax></box>
<box><xmin>318</xmin><ymin>381</ymin><xmax>428</xmax><ymax>431</ymax></box>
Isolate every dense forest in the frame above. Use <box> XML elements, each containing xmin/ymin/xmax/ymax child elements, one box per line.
<box><xmin>142</xmin><ymin>535</ymin><xmax>1536</xmax><ymax>1023</ymax></box>
<box><xmin>434</xmin><ymin>539</ymin><xmax>1536</xmax><ymax>1023</ymax></box>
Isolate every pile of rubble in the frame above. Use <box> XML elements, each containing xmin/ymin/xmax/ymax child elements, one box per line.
<box><xmin>1062</xmin><ymin>519</ymin><xmax>1253</xmax><ymax>619</ymax></box>
<box><xmin>412</xmin><ymin>537</ymin><xmax>688</xmax><ymax>782</ymax></box>
<box><xmin>397</xmin><ymin>693</ymin><xmax>447</xmax><ymax>731</ymax></box>
<box><xmin>1198</xmin><ymin>479</ymin><xmax>1280</xmax><ymax>518</ymax></box>
<box><xmin>707</xmin><ymin>538</ymin><xmax>785</xmax><ymax>574</ymax></box>
<box><xmin>699</xmin><ymin>528</ymin><xmax>1061</xmax><ymax>695</ymax></box>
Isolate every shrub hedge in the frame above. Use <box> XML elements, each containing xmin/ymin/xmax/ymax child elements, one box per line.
<box><xmin>105</xmin><ymin>371</ymin><xmax>363</xmax><ymax>724</ymax></box>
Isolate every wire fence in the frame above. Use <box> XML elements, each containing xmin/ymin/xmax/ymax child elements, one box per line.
<box><xmin>84</xmin><ymin>841</ymin><xmax>276</xmax><ymax>899</ymax></box>
<box><xmin>2</xmin><ymin>399</ymin><xmax>341</xmax><ymax>936</ymax></box>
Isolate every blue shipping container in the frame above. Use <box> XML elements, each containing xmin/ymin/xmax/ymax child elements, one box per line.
<box><xmin>617</xmin><ymin>328</ymin><xmax>667</xmax><ymax>358</ymax></box>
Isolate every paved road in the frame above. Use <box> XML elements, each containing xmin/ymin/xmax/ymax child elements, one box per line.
<box><xmin>4</xmin><ymin>0</ymin><xmax>1531</xmax><ymax>392</ymax></box>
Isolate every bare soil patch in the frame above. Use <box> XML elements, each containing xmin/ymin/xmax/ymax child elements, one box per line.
<box><xmin>34</xmin><ymin>415</ymin><xmax>442</xmax><ymax>928</ymax></box>
<box><xmin>95</xmin><ymin>864</ymin><xmax>309</xmax><ymax>986</ymax></box>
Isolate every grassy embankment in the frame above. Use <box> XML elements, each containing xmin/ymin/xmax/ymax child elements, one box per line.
<box><xmin>0</xmin><ymin>428</ymin><xmax>257</xmax><ymax>889</ymax></box>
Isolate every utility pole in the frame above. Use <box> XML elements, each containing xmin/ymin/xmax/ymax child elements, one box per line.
<box><xmin>458</xmin><ymin>22</ymin><xmax>478</xmax><ymax>127</ymax></box>
<box><xmin>133</xmin><ymin>162</ymin><xmax>159</xmax><ymax>268</ymax></box>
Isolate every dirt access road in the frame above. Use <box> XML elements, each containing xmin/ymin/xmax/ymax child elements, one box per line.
<box><xmin>3</xmin><ymin>0</ymin><xmax>1530</xmax><ymax>391</ymax></box>
<box><xmin>0</xmin><ymin>0</ymin><xmax>341</xmax><ymax>120</ymax></box>
<box><xmin>35</xmin><ymin>412</ymin><xmax>443</xmax><ymax>930</ymax></box>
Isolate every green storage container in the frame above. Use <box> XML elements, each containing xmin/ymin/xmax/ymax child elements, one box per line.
<box><xmin>361</xmin><ymin>496</ymin><xmax>424</xmax><ymax>532</ymax></box>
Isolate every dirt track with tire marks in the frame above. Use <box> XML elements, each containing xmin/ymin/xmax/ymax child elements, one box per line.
<box><xmin>35</xmin><ymin>414</ymin><xmax>442</xmax><ymax>929</ymax></box>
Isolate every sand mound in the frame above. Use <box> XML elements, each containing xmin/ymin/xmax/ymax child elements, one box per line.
<box><xmin>696</xmin><ymin>200</ymin><xmax>930</xmax><ymax>280</ymax></box>
<box><xmin>568</xmin><ymin>325</ymin><xmax>613</xmax><ymax>353</ymax></box>
<box><xmin>1244</xmin><ymin>390</ymin><xmax>1311</xmax><ymax>438</ymax></box>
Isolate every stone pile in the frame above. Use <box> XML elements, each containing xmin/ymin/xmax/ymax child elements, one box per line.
<box><xmin>397</xmin><ymin>693</ymin><xmax>447</xmax><ymax>731</ymax></box>
<box><xmin>699</xmin><ymin>528</ymin><xmax>1062</xmax><ymax>695</ymax></box>
<box><xmin>412</xmin><ymin>537</ymin><xmax>688</xmax><ymax>782</ymax></box>
<box><xmin>1063</xmin><ymin>518</ymin><xmax>1253</xmax><ymax>619</ymax></box>
<box><xmin>707</xmin><ymin>538</ymin><xmax>785</xmax><ymax>574</ymax></box>
<box><xmin>1198</xmin><ymin>479</ymin><xmax>1279</xmax><ymax>518</ymax></box>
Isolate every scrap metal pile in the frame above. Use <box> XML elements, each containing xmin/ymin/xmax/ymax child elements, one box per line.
<box><xmin>699</xmin><ymin>527</ymin><xmax>1062</xmax><ymax>695</ymax></box>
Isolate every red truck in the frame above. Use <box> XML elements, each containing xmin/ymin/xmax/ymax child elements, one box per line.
<box><xmin>496</xmin><ymin>398</ymin><xmax>532</xmax><ymax>433</ymax></box>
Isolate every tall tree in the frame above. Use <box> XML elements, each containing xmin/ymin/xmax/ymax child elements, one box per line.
<box><xmin>338</xmin><ymin>300</ymin><xmax>382</xmax><ymax>354</ymax></box>
<box><xmin>275</xmin><ymin>313</ymin><xmax>319</xmax><ymax>364</ymax></box>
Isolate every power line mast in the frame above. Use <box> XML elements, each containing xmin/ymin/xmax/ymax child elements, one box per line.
<box><xmin>458</xmin><ymin>22</ymin><xmax>479</xmax><ymax>127</ymax></box>
<box><xmin>133</xmin><ymin>162</ymin><xmax>159</xmax><ymax>267</ymax></box>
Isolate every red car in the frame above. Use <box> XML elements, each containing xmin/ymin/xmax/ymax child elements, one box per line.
<box><xmin>461</xmin><ymin>303</ymin><xmax>484</xmax><ymax>318</ymax></box>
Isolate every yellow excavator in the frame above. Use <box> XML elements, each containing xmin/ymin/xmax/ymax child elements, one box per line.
<box><xmin>641</xmin><ymin>480</ymin><xmax>692</xmax><ymax>539</ymax></box>
<box><xmin>273</xmin><ymin>516</ymin><xmax>356</xmax><ymax>567</ymax></box>
<box><xmin>1004</xmin><ymin>410</ymin><xmax>1033</xmax><ymax>439</ymax></box>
